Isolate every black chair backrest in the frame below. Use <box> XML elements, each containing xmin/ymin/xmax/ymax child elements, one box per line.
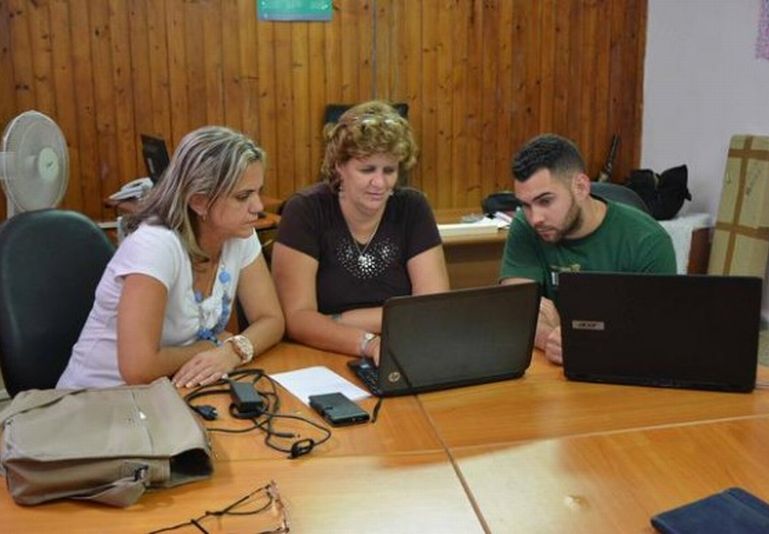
<box><xmin>0</xmin><ymin>209</ymin><xmax>115</xmax><ymax>396</ymax></box>
<box><xmin>591</xmin><ymin>181</ymin><xmax>650</xmax><ymax>214</ymax></box>
<box><xmin>323</xmin><ymin>102</ymin><xmax>409</xmax><ymax>126</ymax></box>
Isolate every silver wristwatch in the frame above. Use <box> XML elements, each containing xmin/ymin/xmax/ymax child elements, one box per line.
<box><xmin>225</xmin><ymin>335</ymin><xmax>254</xmax><ymax>364</ymax></box>
<box><xmin>359</xmin><ymin>332</ymin><xmax>377</xmax><ymax>357</ymax></box>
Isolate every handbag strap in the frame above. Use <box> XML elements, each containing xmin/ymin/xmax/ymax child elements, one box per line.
<box><xmin>72</xmin><ymin>464</ymin><xmax>151</xmax><ymax>507</ymax></box>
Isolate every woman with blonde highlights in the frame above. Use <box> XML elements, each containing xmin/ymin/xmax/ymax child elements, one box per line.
<box><xmin>271</xmin><ymin>101</ymin><xmax>449</xmax><ymax>363</ymax></box>
<box><xmin>58</xmin><ymin>126</ymin><xmax>284</xmax><ymax>389</ymax></box>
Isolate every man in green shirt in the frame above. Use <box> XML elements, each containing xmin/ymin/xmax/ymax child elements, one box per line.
<box><xmin>500</xmin><ymin>134</ymin><xmax>676</xmax><ymax>365</ymax></box>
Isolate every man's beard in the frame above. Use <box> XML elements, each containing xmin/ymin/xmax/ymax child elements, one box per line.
<box><xmin>535</xmin><ymin>196</ymin><xmax>583</xmax><ymax>243</ymax></box>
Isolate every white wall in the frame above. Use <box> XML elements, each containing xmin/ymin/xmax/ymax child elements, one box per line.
<box><xmin>643</xmin><ymin>0</ymin><xmax>769</xmax><ymax>320</ymax></box>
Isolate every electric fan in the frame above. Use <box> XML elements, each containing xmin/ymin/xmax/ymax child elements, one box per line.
<box><xmin>1</xmin><ymin>110</ymin><xmax>69</xmax><ymax>218</ymax></box>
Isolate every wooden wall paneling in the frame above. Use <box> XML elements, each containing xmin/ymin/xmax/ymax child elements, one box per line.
<box><xmin>565</xmin><ymin>1</ymin><xmax>583</xmax><ymax>153</ymax></box>
<box><xmin>49</xmin><ymin>0</ymin><xmax>84</xmax><ymax>211</ymax></box>
<box><xmin>109</xmin><ymin>0</ymin><xmax>139</xmax><ymax>197</ymax></box>
<box><xmin>449</xmin><ymin>0</ymin><xmax>469</xmax><ymax>209</ymax></box>
<box><xmin>273</xmin><ymin>22</ymin><xmax>295</xmax><ymax>199</ymax></box>
<box><xmin>374</xmin><ymin>0</ymin><xmax>392</xmax><ymax>98</ymax></box>
<box><xmin>538</xmin><ymin>0</ymin><xmax>556</xmax><ymax>135</ymax></box>
<box><xmin>0</xmin><ymin>1</ymin><xmax>15</xmax><ymax>126</ymax></box>
<box><xmin>0</xmin><ymin>0</ymin><xmax>649</xmax><ymax>218</ymax></box>
<box><xmin>494</xmin><ymin>0</ymin><xmax>514</xmax><ymax>194</ymax></box>
<box><xmin>590</xmin><ymin>0</ymin><xmax>612</xmax><ymax>181</ymax></box>
<box><xmin>70</xmin><ymin>0</ymin><xmax>100</xmax><ymax>219</ymax></box>
<box><xmin>0</xmin><ymin>0</ymin><xmax>14</xmax><ymax>220</ymax></box>
<box><xmin>255</xmin><ymin>19</ymin><xmax>279</xmax><ymax>196</ymax></box>
<box><xmin>166</xmin><ymin>0</ymin><xmax>189</xmax><ymax>148</ymax></box>
<box><xmin>551</xmin><ymin>0</ymin><xmax>570</xmax><ymax>136</ymax></box>
<box><xmin>90</xmin><ymin>0</ymin><xmax>121</xmax><ymax>220</ymax></box>
<box><xmin>400</xmin><ymin>0</ymin><xmax>423</xmax><ymax>191</ymax></box>
<box><xmin>147</xmin><ymin>0</ymin><xmax>172</xmax><ymax>142</ymax></box>
<box><xmin>435</xmin><ymin>0</ymin><xmax>453</xmax><ymax>207</ymax></box>
<box><xmin>238</xmin><ymin>0</ymin><xmax>260</xmax><ymax>149</ymax></box>
<box><xmin>356</xmin><ymin>1</ymin><xmax>373</xmax><ymax>102</ymax></box>
<box><xmin>322</xmin><ymin>1</ymin><xmax>342</xmax><ymax>105</ymax></box>
<box><xmin>8</xmin><ymin>0</ymin><xmax>34</xmax><ymax>113</ymax></box>
<box><xmin>508</xmin><ymin>0</ymin><xmax>525</xmax><ymax>170</ymax></box>
<box><xmin>629</xmin><ymin>0</ymin><xmax>648</xmax><ymax>174</ymax></box>
<box><xmin>420</xmin><ymin>0</ymin><xmax>438</xmax><ymax>204</ymax></box>
<box><xmin>578</xmin><ymin>0</ymin><xmax>598</xmax><ymax>175</ymax></box>
<box><xmin>520</xmin><ymin>0</ymin><xmax>543</xmax><ymax>163</ymax></box>
<box><xmin>339</xmin><ymin>1</ymin><xmax>358</xmax><ymax>103</ymax></box>
<box><xmin>127</xmin><ymin>0</ymin><xmax>154</xmax><ymax>174</ymax></box>
<box><xmin>237</xmin><ymin>0</ymin><xmax>258</xmax><ymax>140</ymax></box>
<box><xmin>28</xmin><ymin>0</ymin><xmax>55</xmax><ymax>117</ymax></box>
<box><xmin>202</xmin><ymin>1</ymin><xmax>224</xmax><ymax>125</ymax></box>
<box><xmin>290</xmin><ymin>22</ymin><xmax>311</xmax><ymax>191</ymax></box>
<box><xmin>464</xmin><ymin>0</ymin><xmax>484</xmax><ymax>207</ymax></box>
<box><xmin>307</xmin><ymin>21</ymin><xmax>326</xmax><ymax>182</ymax></box>
<box><xmin>479</xmin><ymin>0</ymin><xmax>499</xmax><ymax>200</ymax></box>
<box><xmin>183</xmin><ymin>1</ymin><xmax>207</xmax><ymax>131</ymax></box>
<box><xmin>222</xmin><ymin>0</ymin><xmax>244</xmax><ymax>133</ymax></box>
<box><xmin>608</xmin><ymin>0</ymin><xmax>627</xmax><ymax>179</ymax></box>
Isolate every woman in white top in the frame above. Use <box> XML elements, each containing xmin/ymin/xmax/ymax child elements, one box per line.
<box><xmin>57</xmin><ymin>126</ymin><xmax>284</xmax><ymax>389</ymax></box>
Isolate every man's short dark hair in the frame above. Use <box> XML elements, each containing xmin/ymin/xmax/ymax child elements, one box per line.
<box><xmin>511</xmin><ymin>134</ymin><xmax>585</xmax><ymax>181</ymax></box>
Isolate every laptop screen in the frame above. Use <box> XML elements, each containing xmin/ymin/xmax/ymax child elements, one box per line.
<box><xmin>372</xmin><ymin>283</ymin><xmax>539</xmax><ymax>396</ymax></box>
<box><xmin>140</xmin><ymin>134</ymin><xmax>170</xmax><ymax>183</ymax></box>
<box><xmin>559</xmin><ymin>272</ymin><xmax>762</xmax><ymax>392</ymax></box>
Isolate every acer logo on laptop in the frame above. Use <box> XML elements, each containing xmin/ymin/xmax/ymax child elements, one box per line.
<box><xmin>571</xmin><ymin>320</ymin><xmax>605</xmax><ymax>331</ymax></box>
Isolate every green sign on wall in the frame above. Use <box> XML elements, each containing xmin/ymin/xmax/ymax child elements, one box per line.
<box><xmin>258</xmin><ymin>0</ymin><xmax>332</xmax><ymax>22</ymax></box>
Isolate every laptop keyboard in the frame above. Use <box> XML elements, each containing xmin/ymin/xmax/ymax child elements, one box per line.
<box><xmin>348</xmin><ymin>358</ymin><xmax>383</xmax><ymax>396</ymax></box>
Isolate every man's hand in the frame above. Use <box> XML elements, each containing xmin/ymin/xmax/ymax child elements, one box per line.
<box><xmin>544</xmin><ymin>326</ymin><xmax>563</xmax><ymax>365</ymax></box>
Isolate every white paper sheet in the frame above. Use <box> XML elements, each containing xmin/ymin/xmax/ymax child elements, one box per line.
<box><xmin>270</xmin><ymin>366</ymin><xmax>370</xmax><ymax>406</ymax></box>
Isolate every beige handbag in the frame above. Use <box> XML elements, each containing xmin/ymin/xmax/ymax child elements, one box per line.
<box><xmin>0</xmin><ymin>377</ymin><xmax>212</xmax><ymax>507</ymax></box>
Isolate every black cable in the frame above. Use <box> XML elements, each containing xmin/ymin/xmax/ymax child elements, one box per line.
<box><xmin>183</xmin><ymin>369</ymin><xmax>332</xmax><ymax>458</ymax></box>
<box><xmin>371</xmin><ymin>396</ymin><xmax>384</xmax><ymax>423</ymax></box>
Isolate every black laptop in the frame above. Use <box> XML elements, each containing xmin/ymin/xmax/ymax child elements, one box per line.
<box><xmin>140</xmin><ymin>134</ymin><xmax>170</xmax><ymax>183</ymax></box>
<box><xmin>348</xmin><ymin>283</ymin><xmax>539</xmax><ymax>397</ymax></box>
<box><xmin>559</xmin><ymin>272</ymin><xmax>762</xmax><ymax>393</ymax></box>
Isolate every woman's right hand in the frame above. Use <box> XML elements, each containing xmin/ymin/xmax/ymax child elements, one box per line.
<box><xmin>173</xmin><ymin>340</ymin><xmax>240</xmax><ymax>388</ymax></box>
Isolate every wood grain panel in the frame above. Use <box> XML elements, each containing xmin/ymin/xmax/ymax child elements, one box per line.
<box><xmin>0</xmin><ymin>0</ymin><xmax>647</xmax><ymax>221</ymax></box>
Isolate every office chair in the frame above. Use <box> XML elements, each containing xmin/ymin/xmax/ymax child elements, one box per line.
<box><xmin>0</xmin><ymin>209</ymin><xmax>115</xmax><ymax>396</ymax></box>
<box><xmin>323</xmin><ymin>102</ymin><xmax>409</xmax><ymax>126</ymax></box>
<box><xmin>591</xmin><ymin>181</ymin><xmax>650</xmax><ymax>214</ymax></box>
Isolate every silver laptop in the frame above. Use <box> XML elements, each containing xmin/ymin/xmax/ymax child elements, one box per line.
<box><xmin>348</xmin><ymin>283</ymin><xmax>539</xmax><ymax>396</ymax></box>
<box><xmin>559</xmin><ymin>272</ymin><xmax>762</xmax><ymax>393</ymax></box>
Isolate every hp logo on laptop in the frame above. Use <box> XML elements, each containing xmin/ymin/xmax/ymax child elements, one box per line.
<box><xmin>387</xmin><ymin>371</ymin><xmax>401</xmax><ymax>383</ymax></box>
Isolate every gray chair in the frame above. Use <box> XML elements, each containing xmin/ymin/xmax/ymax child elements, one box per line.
<box><xmin>0</xmin><ymin>209</ymin><xmax>114</xmax><ymax>396</ymax></box>
<box><xmin>590</xmin><ymin>181</ymin><xmax>650</xmax><ymax>214</ymax></box>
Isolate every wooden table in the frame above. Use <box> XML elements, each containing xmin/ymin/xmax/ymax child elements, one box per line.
<box><xmin>0</xmin><ymin>454</ymin><xmax>482</xmax><ymax>533</ymax></box>
<box><xmin>453</xmin><ymin>416</ymin><xmax>769</xmax><ymax>533</ymax></box>
<box><xmin>2</xmin><ymin>343</ymin><xmax>768</xmax><ymax>532</ymax></box>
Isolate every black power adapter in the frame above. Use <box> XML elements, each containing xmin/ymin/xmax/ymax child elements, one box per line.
<box><xmin>229</xmin><ymin>380</ymin><xmax>266</xmax><ymax>416</ymax></box>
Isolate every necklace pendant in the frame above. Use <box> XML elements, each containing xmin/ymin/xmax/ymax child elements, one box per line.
<box><xmin>358</xmin><ymin>253</ymin><xmax>373</xmax><ymax>270</ymax></box>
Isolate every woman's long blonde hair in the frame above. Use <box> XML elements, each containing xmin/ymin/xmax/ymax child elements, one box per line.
<box><xmin>125</xmin><ymin>126</ymin><xmax>265</xmax><ymax>263</ymax></box>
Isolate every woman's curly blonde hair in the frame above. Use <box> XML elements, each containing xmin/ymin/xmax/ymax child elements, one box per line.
<box><xmin>320</xmin><ymin>100</ymin><xmax>417</xmax><ymax>191</ymax></box>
